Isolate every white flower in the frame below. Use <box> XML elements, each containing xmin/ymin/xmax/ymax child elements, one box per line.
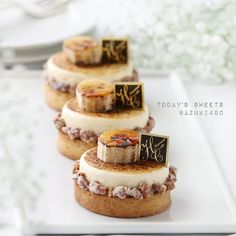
<box><xmin>214</xmin><ymin>56</ymin><xmax>225</xmax><ymax>66</ymax></box>
<box><xmin>163</xmin><ymin>53</ymin><xmax>175</xmax><ymax>67</ymax></box>
<box><xmin>200</xmin><ymin>34</ymin><xmax>210</xmax><ymax>47</ymax></box>
<box><xmin>98</xmin><ymin>0</ymin><xmax>236</xmax><ymax>83</ymax></box>
<box><xmin>0</xmin><ymin>81</ymin><xmax>42</xmax><ymax>225</ymax></box>
<box><xmin>176</xmin><ymin>32</ymin><xmax>189</xmax><ymax>42</ymax></box>
<box><xmin>210</xmin><ymin>35</ymin><xmax>223</xmax><ymax>46</ymax></box>
<box><xmin>218</xmin><ymin>67</ymin><xmax>235</xmax><ymax>81</ymax></box>
<box><xmin>153</xmin><ymin>23</ymin><xmax>169</xmax><ymax>37</ymax></box>
<box><xmin>168</xmin><ymin>44</ymin><xmax>182</xmax><ymax>56</ymax></box>
<box><xmin>195</xmin><ymin>22</ymin><xmax>207</xmax><ymax>33</ymax></box>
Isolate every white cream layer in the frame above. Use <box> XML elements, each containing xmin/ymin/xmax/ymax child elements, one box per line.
<box><xmin>80</xmin><ymin>151</ymin><xmax>169</xmax><ymax>188</ymax></box>
<box><xmin>46</xmin><ymin>57</ymin><xmax>134</xmax><ymax>85</ymax></box>
<box><xmin>61</xmin><ymin>101</ymin><xmax>149</xmax><ymax>135</ymax></box>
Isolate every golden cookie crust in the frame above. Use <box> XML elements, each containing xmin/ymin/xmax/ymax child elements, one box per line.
<box><xmin>74</xmin><ymin>183</ymin><xmax>171</xmax><ymax>218</ymax></box>
<box><xmin>57</xmin><ymin>131</ymin><xmax>96</xmax><ymax>160</ymax></box>
<box><xmin>44</xmin><ymin>83</ymin><xmax>74</xmax><ymax>111</ymax></box>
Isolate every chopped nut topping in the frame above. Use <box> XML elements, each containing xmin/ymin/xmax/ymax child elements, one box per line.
<box><xmin>152</xmin><ymin>183</ymin><xmax>167</xmax><ymax>195</ymax></box>
<box><xmin>45</xmin><ymin>70</ymin><xmax>139</xmax><ymax>94</ymax></box>
<box><xmin>125</xmin><ymin>187</ymin><xmax>143</xmax><ymax>200</ymax></box>
<box><xmin>79</xmin><ymin>129</ymin><xmax>98</xmax><ymax>144</ymax></box>
<box><xmin>73</xmin><ymin>166</ymin><xmax>177</xmax><ymax>199</ymax></box>
<box><xmin>54</xmin><ymin>114</ymin><xmax>65</xmax><ymax>129</ymax></box>
<box><xmin>72</xmin><ymin>161</ymin><xmax>80</xmax><ymax>174</ymax></box>
<box><xmin>135</xmin><ymin>116</ymin><xmax>155</xmax><ymax>133</ymax></box>
<box><xmin>76</xmin><ymin>173</ymin><xmax>89</xmax><ymax>191</ymax></box>
<box><xmin>112</xmin><ymin>186</ymin><xmax>126</xmax><ymax>199</ymax></box>
<box><xmin>138</xmin><ymin>182</ymin><xmax>154</xmax><ymax>197</ymax></box>
<box><xmin>89</xmin><ymin>181</ymin><xmax>108</xmax><ymax>195</ymax></box>
<box><xmin>54</xmin><ymin>113</ymin><xmax>154</xmax><ymax>144</ymax></box>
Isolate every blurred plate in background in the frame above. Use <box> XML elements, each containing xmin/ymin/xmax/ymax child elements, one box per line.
<box><xmin>0</xmin><ymin>0</ymin><xmax>95</xmax><ymax>65</ymax></box>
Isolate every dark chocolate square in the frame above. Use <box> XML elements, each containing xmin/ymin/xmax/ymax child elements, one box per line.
<box><xmin>114</xmin><ymin>83</ymin><xmax>144</xmax><ymax>110</ymax></box>
<box><xmin>101</xmin><ymin>39</ymin><xmax>128</xmax><ymax>64</ymax></box>
<box><xmin>139</xmin><ymin>133</ymin><xmax>169</xmax><ymax>166</ymax></box>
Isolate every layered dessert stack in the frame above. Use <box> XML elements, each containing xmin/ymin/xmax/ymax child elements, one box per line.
<box><xmin>73</xmin><ymin>129</ymin><xmax>177</xmax><ymax>218</ymax></box>
<box><xmin>43</xmin><ymin>35</ymin><xmax>178</xmax><ymax>219</ymax></box>
<box><xmin>54</xmin><ymin>79</ymin><xmax>154</xmax><ymax>160</ymax></box>
<box><xmin>44</xmin><ymin>36</ymin><xmax>139</xmax><ymax>111</ymax></box>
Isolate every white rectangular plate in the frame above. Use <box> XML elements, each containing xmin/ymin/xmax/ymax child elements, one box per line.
<box><xmin>2</xmin><ymin>71</ymin><xmax>236</xmax><ymax>234</ymax></box>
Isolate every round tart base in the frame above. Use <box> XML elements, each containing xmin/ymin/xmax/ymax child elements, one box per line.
<box><xmin>44</xmin><ymin>83</ymin><xmax>74</xmax><ymax>111</ymax></box>
<box><xmin>57</xmin><ymin>131</ymin><xmax>96</xmax><ymax>160</ymax></box>
<box><xmin>74</xmin><ymin>183</ymin><xmax>171</xmax><ymax>218</ymax></box>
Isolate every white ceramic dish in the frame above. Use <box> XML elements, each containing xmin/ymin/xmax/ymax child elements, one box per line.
<box><xmin>0</xmin><ymin>0</ymin><xmax>95</xmax><ymax>50</ymax></box>
<box><xmin>0</xmin><ymin>0</ymin><xmax>95</xmax><ymax>65</ymax></box>
<box><xmin>2</xmin><ymin>71</ymin><xmax>236</xmax><ymax>234</ymax></box>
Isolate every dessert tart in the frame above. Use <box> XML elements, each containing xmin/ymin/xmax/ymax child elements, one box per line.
<box><xmin>44</xmin><ymin>37</ymin><xmax>139</xmax><ymax>111</ymax></box>
<box><xmin>55</xmin><ymin>99</ymin><xmax>154</xmax><ymax>160</ymax></box>
<box><xmin>54</xmin><ymin>80</ymin><xmax>154</xmax><ymax>161</ymax></box>
<box><xmin>73</xmin><ymin>130</ymin><xmax>177</xmax><ymax>218</ymax></box>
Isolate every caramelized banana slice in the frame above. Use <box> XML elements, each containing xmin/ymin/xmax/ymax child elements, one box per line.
<box><xmin>76</xmin><ymin>79</ymin><xmax>114</xmax><ymax>113</ymax></box>
<box><xmin>63</xmin><ymin>36</ymin><xmax>101</xmax><ymax>65</ymax></box>
<box><xmin>97</xmin><ymin>129</ymin><xmax>140</xmax><ymax>163</ymax></box>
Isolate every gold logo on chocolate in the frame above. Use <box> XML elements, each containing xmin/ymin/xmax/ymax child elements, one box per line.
<box><xmin>139</xmin><ymin>133</ymin><xmax>169</xmax><ymax>166</ymax></box>
<box><xmin>114</xmin><ymin>82</ymin><xmax>144</xmax><ymax>110</ymax></box>
<box><xmin>101</xmin><ymin>39</ymin><xmax>128</xmax><ymax>64</ymax></box>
